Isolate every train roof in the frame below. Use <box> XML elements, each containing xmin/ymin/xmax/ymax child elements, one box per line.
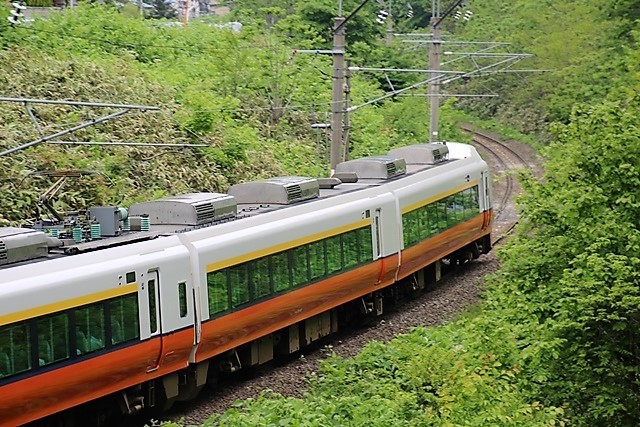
<box><xmin>0</xmin><ymin>142</ymin><xmax>483</xmax><ymax>271</ymax></box>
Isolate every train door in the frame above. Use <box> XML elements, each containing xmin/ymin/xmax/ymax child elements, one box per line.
<box><xmin>481</xmin><ymin>170</ymin><xmax>493</xmax><ymax>229</ymax></box>
<box><xmin>372</xmin><ymin>208</ymin><xmax>382</xmax><ymax>260</ymax></box>
<box><xmin>143</xmin><ymin>270</ymin><xmax>163</xmax><ymax>372</ymax></box>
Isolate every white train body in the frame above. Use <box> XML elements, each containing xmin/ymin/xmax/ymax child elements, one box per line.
<box><xmin>0</xmin><ymin>142</ymin><xmax>492</xmax><ymax>425</ymax></box>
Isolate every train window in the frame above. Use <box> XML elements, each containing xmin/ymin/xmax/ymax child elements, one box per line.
<box><xmin>343</xmin><ymin>230</ymin><xmax>359</xmax><ymax>269</ymax></box>
<box><xmin>426</xmin><ymin>204</ymin><xmax>438</xmax><ymax>236</ymax></box>
<box><xmin>37</xmin><ymin>312</ymin><xmax>69</xmax><ymax>366</ymax></box>
<box><xmin>309</xmin><ymin>240</ymin><xmax>327</xmax><ymax>282</ymax></box>
<box><xmin>207</xmin><ymin>270</ymin><xmax>229</xmax><ymax>314</ymax></box>
<box><xmin>75</xmin><ymin>303</ymin><xmax>105</xmax><ymax>355</ymax></box>
<box><xmin>403</xmin><ymin>210</ymin><xmax>419</xmax><ymax>247</ymax></box>
<box><xmin>126</xmin><ymin>271</ymin><xmax>136</xmax><ymax>283</ymax></box>
<box><xmin>148</xmin><ymin>278</ymin><xmax>158</xmax><ymax>334</ymax></box>
<box><xmin>110</xmin><ymin>294</ymin><xmax>140</xmax><ymax>344</ymax></box>
<box><xmin>271</xmin><ymin>252</ymin><xmax>290</xmax><ymax>292</ymax></box>
<box><xmin>436</xmin><ymin>200</ymin><xmax>448</xmax><ymax>231</ymax></box>
<box><xmin>415</xmin><ymin>207</ymin><xmax>427</xmax><ymax>242</ymax></box>
<box><xmin>465</xmin><ymin>187</ymin><xmax>479</xmax><ymax>219</ymax></box>
<box><xmin>229</xmin><ymin>264</ymin><xmax>250</xmax><ymax>308</ymax></box>
<box><xmin>252</xmin><ymin>257</ymin><xmax>271</xmax><ymax>299</ymax></box>
<box><xmin>402</xmin><ymin>211</ymin><xmax>412</xmax><ymax>246</ymax></box>
<box><xmin>452</xmin><ymin>193</ymin><xmax>466</xmax><ymax>224</ymax></box>
<box><xmin>178</xmin><ymin>282</ymin><xmax>188</xmax><ymax>318</ymax></box>
<box><xmin>326</xmin><ymin>235</ymin><xmax>342</xmax><ymax>274</ymax></box>
<box><xmin>290</xmin><ymin>246</ymin><xmax>309</xmax><ymax>288</ymax></box>
<box><xmin>358</xmin><ymin>227</ymin><xmax>374</xmax><ymax>262</ymax></box>
<box><xmin>0</xmin><ymin>322</ymin><xmax>31</xmax><ymax>378</ymax></box>
<box><xmin>109</xmin><ymin>294</ymin><xmax>140</xmax><ymax>344</ymax></box>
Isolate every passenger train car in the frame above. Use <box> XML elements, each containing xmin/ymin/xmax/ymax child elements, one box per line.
<box><xmin>0</xmin><ymin>142</ymin><xmax>492</xmax><ymax>426</ymax></box>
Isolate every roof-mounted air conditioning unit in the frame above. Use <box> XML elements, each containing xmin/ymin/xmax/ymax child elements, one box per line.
<box><xmin>335</xmin><ymin>155</ymin><xmax>406</xmax><ymax>179</ymax></box>
<box><xmin>387</xmin><ymin>143</ymin><xmax>449</xmax><ymax>165</ymax></box>
<box><xmin>228</xmin><ymin>176</ymin><xmax>319</xmax><ymax>205</ymax></box>
<box><xmin>129</xmin><ymin>193</ymin><xmax>237</xmax><ymax>226</ymax></box>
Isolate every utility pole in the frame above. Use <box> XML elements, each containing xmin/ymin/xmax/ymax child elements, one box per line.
<box><xmin>331</xmin><ymin>16</ymin><xmax>346</xmax><ymax>172</ymax></box>
<box><xmin>428</xmin><ymin>0</ymin><xmax>442</xmax><ymax>142</ymax></box>
<box><xmin>343</xmin><ymin>59</ymin><xmax>352</xmax><ymax>162</ymax></box>
<box><xmin>183</xmin><ymin>0</ymin><xmax>190</xmax><ymax>25</ymax></box>
<box><xmin>385</xmin><ymin>0</ymin><xmax>393</xmax><ymax>46</ymax></box>
<box><xmin>428</xmin><ymin>15</ymin><xmax>441</xmax><ymax>142</ymax></box>
<box><xmin>428</xmin><ymin>0</ymin><xmax>469</xmax><ymax>142</ymax></box>
<box><xmin>329</xmin><ymin>0</ymin><xmax>374</xmax><ymax>172</ymax></box>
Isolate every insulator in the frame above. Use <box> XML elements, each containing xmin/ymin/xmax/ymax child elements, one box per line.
<box><xmin>377</xmin><ymin>10</ymin><xmax>388</xmax><ymax>24</ymax></box>
<box><xmin>140</xmin><ymin>215</ymin><xmax>150</xmax><ymax>232</ymax></box>
<box><xmin>72</xmin><ymin>227</ymin><xmax>82</xmax><ymax>243</ymax></box>
<box><xmin>90</xmin><ymin>222</ymin><xmax>101</xmax><ymax>239</ymax></box>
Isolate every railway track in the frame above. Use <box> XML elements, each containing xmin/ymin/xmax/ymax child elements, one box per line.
<box><xmin>460</xmin><ymin>124</ymin><xmax>534</xmax><ymax>244</ymax></box>
<box><xmin>103</xmin><ymin>129</ymin><xmax>538</xmax><ymax>427</ymax></box>
<box><xmin>148</xmin><ymin>129</ymin><xmax>540</xmax><ymax>426</ymax></box>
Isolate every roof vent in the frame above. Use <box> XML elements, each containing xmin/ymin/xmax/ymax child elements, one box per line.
<box><xmin>129</xmin><ymin>193</ymin><xmax>237</xmax><ymax>226</ymax></box>
<box><xmin>228</xmin><ymin>176</ymin><xmax>319</xmax><ymax>205</ymax></box>
<box><xmin>0</xmin><ymin>227</ymin><xmax>49</xmax><ymax>266</ymax></box>
<box><xmin>335</xmin><ymin>156</ymin><xmax>406</xmax><ymax>180</ymax></box>
<box><xmin>387</xmin><ymin>143</ymin><xmax>449</xmax><ymax>165</ymax></box>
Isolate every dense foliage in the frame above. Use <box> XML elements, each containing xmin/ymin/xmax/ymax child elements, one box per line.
<box><xmin>2</xmin><ymin>1</ymin><xmax>640</xmax><ymax>426</ymax></box>
<box><xmin>1</xmin><ymin>4</ymin><xmax>458</xmax><ymax>225</ymax></box>
<box><xmin>453</xmin><ymin>0</ymin><xmax>639</xmax><ymax>138</ymax></box>
<box><xmin>496</xmin><ymin>97</ymin><xmax>640</xmax><ymax>425</ymax></box>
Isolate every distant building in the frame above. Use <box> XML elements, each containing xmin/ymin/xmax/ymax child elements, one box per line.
<box><xmin>172</xmin><ymin>0</ymin><xmax>229</xmax><ymax>20</ymax></box>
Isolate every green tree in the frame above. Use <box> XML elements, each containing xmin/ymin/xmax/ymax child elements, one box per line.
<box><xmin>497</xmin><ymin>95</ymin><xmax>640</xmax><ymax>425</ymax></box>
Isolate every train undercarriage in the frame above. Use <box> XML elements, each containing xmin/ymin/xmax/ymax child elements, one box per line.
<box><xmin>27</xmin><ymin>235</ymin><xmax>490</xmax><ymax>427</ymax></box>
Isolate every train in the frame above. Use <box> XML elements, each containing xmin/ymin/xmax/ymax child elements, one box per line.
<box><xmin>0</xmin><ymin>141</ymin><xmax>492</xmax><ymax>426</ymax></box>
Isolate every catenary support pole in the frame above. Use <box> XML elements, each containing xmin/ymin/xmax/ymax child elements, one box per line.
<box><xmin>331</xmin><ymin>16</ymin><xmax>346</xmax><ymax>172</ymax></box>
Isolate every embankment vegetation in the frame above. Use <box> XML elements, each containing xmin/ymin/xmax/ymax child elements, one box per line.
<box><xmin>1</xmin><ymin>1</ymin><xmax>639</xmax><ymax>425</ymax></box>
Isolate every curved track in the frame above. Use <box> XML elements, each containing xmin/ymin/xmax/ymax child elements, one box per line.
<box><xmin>461</xmin><ymin>124</ymin><xmax>534</xmax><ymax>244</ymax></box>
<box><xmin>131</xmin><ymin>128</ymin><xmax>540</xmax><ymax>427</ymax></box>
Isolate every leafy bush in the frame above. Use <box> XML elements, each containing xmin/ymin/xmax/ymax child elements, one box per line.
<box><xmin>25</xmin><ymin>0</ymin><xmax>54</xmax><ymax>7</ymax></box>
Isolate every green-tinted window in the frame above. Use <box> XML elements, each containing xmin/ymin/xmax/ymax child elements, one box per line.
<box><xmin>110</xmin><ymin>294</ymin><xmax>139</xmax><ymax>344</ymax></box>
<box><xmin>272</xmin><ymin>252</ymin><xmax>290</xmax><ymax>292</ymax></box>
<box><xmin>415</xmin><ymin>209</ymin><xmax>424</xmax><ymax>243</ymax></box>
<box><xmin>178</xmin><ymin>282</ymin><xmax>188</xmax><ymax>318</ymax></box>
<box><xmin>309</xmin><ymin>241</ymin><xmax>327</xmax><ymax>281</ymax></box>
<box><xmin>450</xmin><ymin>193</ymin><xmax>465</xmax><ymax>224</ymax></box>
<box><xmin>343</xmin><ymin>230</ymin><xmax>359</xmax><ymax>268</ymax></box>
<box><xmin>291</xmin><ymin>247</ymin><xmax>309</xmax><ymax>287</ymax></box>
<box><xmin>252</xmin><ymin>257</ymin><xmax>271</xmax><ymax>299</ymax></box>
<box><xmin>426</xmin><ymin>204</ymin><xmax>438</xmax><ymax>236</ymax></box>
<box><xmin>416</xmin><ymin>207</ymin><xmax>428</xmax><ymax>242</ymax></box>
<box><xmin>148</xmin><ymin>278</ymin><xmax>158</xmax><ymax>334</ymax></box>
<box><xmin>402</xmin><ymin>211</ymin><xmax>413</xmax><ymax>247</ymax></box>
<box><xmin>229</xmin><ymin>264</ymin><xmax>250</xmax><ymax>307</ymax></box>
<box><xmin>0</xmin><ymin>322</ymin><xmax>31</xmax><ymax>378</ymax></box>
<box><xmin>326</xmin><ymin>235</ymin><xmax>342</xmax><ymax>274</ymax></box>
<box><xmin>436</xmin><ymin>200</ymin><xmax>448</xmax><ymax>231</ymax></box>
<box><xmin>75</xmin><ymin>303</ymin><xmax>105</xmax><ymax>355</ymax></box>
<box><xmin>207</xmin><ymin>270</ymin><xmax>229</xmax><ymax>315</ymax></box>
<box><xmin>358</xmin><ymin>227</ymin><xmax>373</xmax><ymax>262</ymax></box>
<box><xmin>464</xmin><ymin>187</ymin><xmax>479</xmax><ymax>219</ymax></box>
<box><xmin>37</xmin><ymin>312</ymin><xmax>69</xmax><ymax>366</ymax></box>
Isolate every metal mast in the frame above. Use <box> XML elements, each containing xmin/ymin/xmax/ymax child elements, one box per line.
<box><xmin>331</xmin><ymin>16</ymin><xmax>346</xmax><ymax>172</ymax></box>
<box><xmin>429</xmin><ymin>0</ymin><xmax>442</xmax><ymax>142</ymax></box>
